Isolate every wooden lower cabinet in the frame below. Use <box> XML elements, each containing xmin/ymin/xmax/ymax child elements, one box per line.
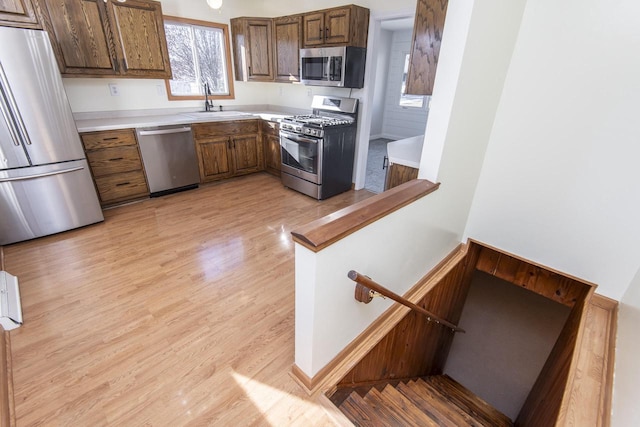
<box><xmin>193</xmin><ymin>120</ymin><xmax>263</xmax><ymax>183</ymax></box>
<box><xmin>262</xmin><ymin>120</ymin><xmax>281</xmax><ymax>176</ymax></box>
<box><xmin>80</xmin><ymin>129</ymin><xmax>150</xmax><ymax>207</ymax></box>
<box><xmin>385</xmin><ymin>163</ymin><xmax>419</xmax><ymax>191</ymax></box>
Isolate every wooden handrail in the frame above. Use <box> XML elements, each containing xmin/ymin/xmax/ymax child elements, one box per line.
<box><xmin>347</xmin><ymin>270</ymin><xmax>465</xmax><ymax>333</ymax></box>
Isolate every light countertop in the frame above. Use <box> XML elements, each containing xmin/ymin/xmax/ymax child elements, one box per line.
<box><xmin>74</xmin><ymin>107</ymin><xmax>302</xmax><ymax>133</ymax></box>
<box><xmin>386</xmin><ymin>135</ymin><xmax>424</xmax><ymax>169</ymax></box>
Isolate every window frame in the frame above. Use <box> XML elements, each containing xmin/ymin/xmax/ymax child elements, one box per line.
<box><xmin>163</xmin><ymin>15</ymin><xmax>235</xmax><ymax>101</ymax></box>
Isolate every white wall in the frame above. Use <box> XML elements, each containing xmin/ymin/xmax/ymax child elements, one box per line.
<box><xmin>380</xmin><ymin>30</ymin><xmax>428</xmax><ymax>139</ymax></box>
<box><xmin>295</xmin><ymin>0</ymin><xmax>528</xmax><ymax>377</ymax></box>
<box><xmin>462</xmin><ymin>0</ymin><xmax>640</xmax><ymax>301</ymax></box>
<box><xmin>612</xmin><ymin>267</ymin><xmax>640</xmax><ymax>426</ymax></box>
<box><xmin>369</xmin><ymin>29</ymin><xmax>392</xmax><ymax>138</ymax></box>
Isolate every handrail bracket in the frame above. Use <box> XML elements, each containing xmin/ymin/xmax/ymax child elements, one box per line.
<box><xmin>348</xmin><ymin>270</ymin><xmax>465</xmax><ymax>333</ymax></box>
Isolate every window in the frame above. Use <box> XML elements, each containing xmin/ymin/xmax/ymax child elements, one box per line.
<box><xmin>399</xmin><ymin>53</ymin><xmax>427</xmax><ymax>108</ymax></box>
<box><xmin>164</xmin><ymin>16</ymin><xmax>234</xmax><ymax>100</ymax></box>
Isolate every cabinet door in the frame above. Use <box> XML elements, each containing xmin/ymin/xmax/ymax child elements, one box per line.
<box><xmin>196</xmin><ymin>137</ymin><xmax>233</xmax><ymax>182</ymax></box>
<box><xmin>302</xmin><ymin>12</ymin><xmax>324</xmax><ymax>47</ymax></box>
<box><xmin>106</xmin><ymin>0</ymin><xmax>171</xmax><ymax>78</ymax></box>
<box><xmin>405</xmin><ymin>0</ymin><xmax>448</xmax><ymax>95</ymax></box>
<box><xmin>324</xmin><ymin>7</ymin><xmax>350</xmax><ymax>45</ymax></box>
<box><xmin>230</xmin><ymin>134</ymin><xmax>262</xmax><ymax>175</ymax></box>
<box><xmin>264</xmin><ymin>134</ymin><xmax>281</xmax><ymax>176</ymax></box>
<box><xmin>246</xmin><ymin>18</ymin><xmax>274</xmax><ymax>81</ymax></box>
<box><xmin>40</xmin><ymin>0</ymin><xmax>117</xmax><ymax>75</ymax></box>
<box><xmin>385</xmin><ymin>163</ymin><xmax>419</xmax><ymax>191</ymax></box>
<box><xmin>273</xmin><ymin>15</ymin><xmax>301</xmax><ymax>82</ymax></box>
<box><xmin>0</xmin><ymin>0</ymin><xmax>40</xmax><ymax>28</ymax></box>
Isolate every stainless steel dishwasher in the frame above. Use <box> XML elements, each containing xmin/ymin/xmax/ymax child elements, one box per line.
<box><xmin>136</xmin><ymin>125</ymin><xmax>199</xmax><ymax>197</ymax></box>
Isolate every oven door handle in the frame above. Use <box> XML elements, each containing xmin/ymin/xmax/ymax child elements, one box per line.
<box><xmin>280</xmin><ymin>131</ymin><xmax>319</xmax><ymax>145</ymax></box>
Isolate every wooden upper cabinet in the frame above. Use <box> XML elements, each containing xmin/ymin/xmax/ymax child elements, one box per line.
<box><xmin>0</xmin><ymin>0</ymin><xmax>40</xmax><ymax>28</ymax></box>
<box><xmin>405</xmin><ymin>0</ymin><xmax>448</xmax><ymax>96</ymax></box>
<box><xmin>37</xmin><ymin>0</ymin><xmax>170</xmax><ymax>78</ymax></box>
<box><xmin>273</xmin><ymin>15</ymin><xmax>301</xmax><ymax>82</ymax></box>
<box><xmin>302</xmin><ymin>5</ymin><xmax>369</xmax><ymax>48</ymax></box>
<box><xmin>105</xmin><ymin>0</ymin><xmax>171</xmax><ymax>78</ymax></box>
<box><xmin>39</xmin><ymin>0</ymin><xmax>116</xmax><ymax>75</ymax></box>
<box><xmin>302</xmin><ymin>12</ymin><xmax>324</xmax><ymax>47</ymax></box>
<box><xmin>231</xmin><ymin>17</ymin><xmax>274</xmax><ymax>82</ymax></box>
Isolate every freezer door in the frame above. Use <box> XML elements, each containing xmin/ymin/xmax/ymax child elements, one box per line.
<box><xmin>0</xmin><ymin>27</ymin><xmax>85</xmax><ymax>166</ymax></box>
<box><xmin>0</xmin><ymin>159</ymin><xmax>104</xmax><ymax>245</ymax></box>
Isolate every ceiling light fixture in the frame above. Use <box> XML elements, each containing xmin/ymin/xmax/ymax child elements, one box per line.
<box><xmin>206</xmin><ymin>0</ymin><xmax>223</xmax><ymax>10</ymax></box>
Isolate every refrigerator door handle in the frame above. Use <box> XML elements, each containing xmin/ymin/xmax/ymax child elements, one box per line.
<box><xmin>0</xmin><ymin>166</ymin><xmax>84</xmax><ymax>183</ymax></box>
<box><xmin>0</xmin><ymin>63</ymin><xmax>31</xmax><ymax>146</ymax></box>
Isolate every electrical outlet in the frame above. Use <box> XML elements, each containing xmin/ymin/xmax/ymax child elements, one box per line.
<box><xmin>108</xmin><ymin>83</ymin><xmax>120</xmax><ymax>96</ymax></box>
<box><xmin>307</xmin><ymin>88</ymin><xmax>312</xmax><ymax>97</ymax></box>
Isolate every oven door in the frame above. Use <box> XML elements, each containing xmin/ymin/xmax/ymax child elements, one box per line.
<box><xmin>280</xmin><ymin>129</ymin><xmax>322</xmax><ymax>184</ymax></box>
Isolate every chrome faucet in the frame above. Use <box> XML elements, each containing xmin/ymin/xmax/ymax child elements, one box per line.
<box><xmin>203</xmin><ymin>82</ymin><xmax>213</xmax><ymax>112</ymax></box>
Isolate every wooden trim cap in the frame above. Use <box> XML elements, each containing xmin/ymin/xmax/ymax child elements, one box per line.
<box><xmin>291</xmin><ymin>179</ymin><xmax>440</xmax><ymax>252</ymax></box>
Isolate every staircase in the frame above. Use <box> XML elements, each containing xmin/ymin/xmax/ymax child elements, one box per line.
<box><xmin>337</xmin><ymin>375</ymin><xmax>513</xmax><ymax>427</ymax></box>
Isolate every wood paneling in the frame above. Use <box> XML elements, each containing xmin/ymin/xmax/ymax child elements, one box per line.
<box><xmin>338</xmin><ymin>248</ymin><xmax>474</xmax><ymax>386</ymax></box>
<box><xmin>292</xmin><ymin>179</ymin><xmax>439</xmax><ymax>252</ymax></box>
<box><xmin>0</xmin><ymin>0</ymin><xmax>40</xmax><ymax>29</ymax></box>
<box><xmin>273</xmin><ymin>15</ymin><xmax>301</xmax><ymax>82</ymax></box>
<box><xmin>385</xmin><ymin>163</ymin><xmax>419</xmax><ymax>190</ymax></box>
<box><xmin>3</xmin><ymin>174</ymin><xmax>374</xmax><ymax>425</ymax></box>
<box><xmin>475</xmin><ymin>244</ymin><xmax>593</xmax><ymax>307</ymax></box>
<box><xmin>516</xmin><ymin>286</ymin><xmax>593</xmax><ymax>426</ymax></box>
<box><xmin>406</xmin><ymin>0</ymin><xmax>448</xmax><ymax>95</ymax></box>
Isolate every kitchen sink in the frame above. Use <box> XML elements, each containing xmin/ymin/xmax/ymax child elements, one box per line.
<box><xmin>181</xmin><ymin>111</ymin><xmax>253</xmax><ymax>119</ymax></box>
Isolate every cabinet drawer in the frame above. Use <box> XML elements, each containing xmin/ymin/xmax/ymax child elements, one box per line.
<box><xmin>94</xmin><ymin>170</ymin><xmax>149</xmax><ymax>204</ymax></box>
<box><xmin>193</xmin><ymin>120</ymin><xmax>260</xmax><ymax>139</ymax></box>
<box><xmin>81</xmin><ymin>130</ymin><xmax>138</xmax><ymax>150</ymax></box>
<box><xmin>86</xmin><ymin>146</ymin><xmax>143</xmax><ymax>177</ymax></box>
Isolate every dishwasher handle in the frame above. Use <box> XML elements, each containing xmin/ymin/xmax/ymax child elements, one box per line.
<box><xmin>137</xmin><ymin>126</ymin><xmax>192</xmax><ymax>136</ymax></box>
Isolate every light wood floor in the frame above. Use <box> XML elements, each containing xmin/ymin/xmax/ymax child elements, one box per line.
<box><xmin>4</xmin><ymin>173</ymin><xmax>373</xmax><ymax>426</ymax></box>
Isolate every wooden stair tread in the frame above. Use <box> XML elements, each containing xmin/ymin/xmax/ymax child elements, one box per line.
<box><xmin>340</xmin><ymin>392</ymin><xmax>383</xmax><ymax>427</ymax></box>
<box><xmin>362</xmin><ymin>387</ymin><xmax>434</xmax><ymax>426</ymax></box>
<box><xmin>399</xmin><ymin>381</ymin><xmax>480</xmax><ymax>426</ymax></box>
<box><xmin>422</xmin><ymin>375</ymin><xmax>513</xmax><ymax>427</ymax></box>
<box><xmin>379</xmin><ymin>384</ymin><xmax>440</xmax><ymax>426</ymax></box>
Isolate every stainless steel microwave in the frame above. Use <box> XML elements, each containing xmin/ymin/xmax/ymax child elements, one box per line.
<box><xmin>300</xmin><ymin>46</ymin><xmax>366</xmax><ymax>88</ymax></box>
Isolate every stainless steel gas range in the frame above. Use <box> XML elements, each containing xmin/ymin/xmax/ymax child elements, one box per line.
<box><xmin>280</xmin><ymin>95</ymin><xmax>358</xmax><ymax>200</ymax></box>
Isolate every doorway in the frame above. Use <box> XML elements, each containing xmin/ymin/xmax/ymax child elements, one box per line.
<box><xmin>362</xmin><ymin>16</ymin><xmax>429</xmax><ymax>193</ymax></box>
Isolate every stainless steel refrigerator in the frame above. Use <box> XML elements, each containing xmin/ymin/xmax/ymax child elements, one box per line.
<box><xmin>0</xmin><ymin>26</ymin><xmax>103</xmax><ymax>246</ymax></box>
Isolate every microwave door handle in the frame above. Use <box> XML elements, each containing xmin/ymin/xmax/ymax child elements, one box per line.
<box><xmin>325</xmin><ymin>57</ymin><xmax>331</xmax><ymax>81</ymax></box>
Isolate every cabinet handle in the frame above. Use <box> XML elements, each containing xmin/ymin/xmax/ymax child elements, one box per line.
<box><xmin>109</xmin><ymin>157</ymin><xmax>124</xmax><ymax>161</ymax></box>
<box><xmin>227</xmin><ymin>137</ymin><xmax>231</xmax><ymax>149</ymax></box>
<box><xmin>382</xmin><ymin>156</ymin><xmax>389</xmax><ymax>170</ymax></box>
<box><xmin>115</xmin><ymin>181</ymin><xmax>130</xmax><ymax>187</ymax></box>
<box><xmin>103</xmin><ymin>137</ymin><xmax>119</xmax><ymax>141</ymax></box>
<box><xmin>232</xmin><ymin>138</ymin><xmax>236</xmax><ymax>149</ymax></box>
<box><xmin>325</xmin><ymin>27</ymin><xmax>328</xmax><ymax>39</ymax></box>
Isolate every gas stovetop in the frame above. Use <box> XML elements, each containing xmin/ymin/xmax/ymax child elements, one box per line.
<box><xmin>284</xmin><ymin>114</ymin><xmax>354</xmax><ymax>127</ymax></box>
